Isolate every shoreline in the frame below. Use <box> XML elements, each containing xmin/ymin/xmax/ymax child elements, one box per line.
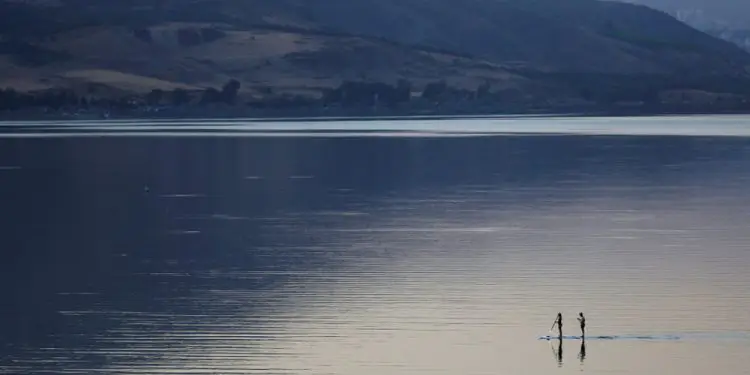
<box><xmin>0</xmin><ymin>110</ymin><xmax>750</xmax><ymax>124</ymax></box>
<box><xmin>2</xmin><ymin>104</ymin><xmax>750</xmax><ymax>123</ymax></box>
<box><xmin>3</xmin><ymin>109</ymin><xmax>750</xmax><ymax>139</ymax></box>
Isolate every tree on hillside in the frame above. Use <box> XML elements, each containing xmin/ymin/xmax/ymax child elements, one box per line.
<box><xmin>146</xmin><ymin>89</ymin><xmax>164</xmax><ymax>106</ymax></box>
<box><xmin>177</xmin><ymin>28</ymin><xmax>203</xmax><ymax>47</ymax></box>
<box><xmin>220</xmin><ymin>79</ymin><xmax>241</xmax><ymax>104</ymax></box>
<box><xmin>0</xmin><ymin>88</ymin><xmax>24</xmax><ymax>110</ymax></box>
<box><xmin>200</xmin><ymin>27</ymin><xmax>227</xmax><ymax>43</ymax></box>
<box><xmin>201</xmin><ymin>87</ymin><xmax>220</xmax><ymax>104</ymax></box>
<box><xmin>133</xmin><ymin>28</ymin><xmax>153</xmax><ymax>43</ymax></box>
<box><xmin>396</xmin><ymin>79</ymin><xmax>412</xmax><ymax>103</ymax></box>
<box><xmin>171</xmin><ymin>88</ymin><xmax>190</xmax><ymax>106</ymax></box>
<box><xmin>476</xmin><ymin>81</ymin><xmax>491</xmax><ymax>99</ymax></box>
<box><xmin>422</xmin><ymin>80</ymin><xmax>448</xmax><ymax>101</ymax></box>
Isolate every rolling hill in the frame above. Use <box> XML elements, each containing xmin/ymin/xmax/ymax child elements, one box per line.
<box><xmin>2</xmin><ymin>0</ymin><xmax>750</xmax><ymax>111</ymax></box>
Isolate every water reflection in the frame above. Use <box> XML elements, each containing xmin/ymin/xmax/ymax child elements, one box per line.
<box><xmin>553</xmin><ymin>338</ymin><xmax>564</xmax><ymax>367</ymax></box>
<box><xmin>1</xmin><ymin>130</ymin><xmax>750</xmax><ymax>374</ymax></box>
<box><xmin>578</xmin><ymin>340</ymin><xmax>587</xmax><ymax>364</ymax></box>
<box><xmin>550</xmin><ymin>337</ymin><xmax>585</xmax><ymax>368</ymax></box>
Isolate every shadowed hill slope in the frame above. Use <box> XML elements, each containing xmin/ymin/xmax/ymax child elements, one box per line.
<box><xmin>249</xmin><ymin>0</ymin><xmax>750</xmax><ymax>74</ymax></box>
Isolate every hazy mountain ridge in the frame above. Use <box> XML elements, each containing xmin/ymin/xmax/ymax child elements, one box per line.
<box><xmin>621</xmin><ymin>0</ymin><xmax>750</xmax><ymax>29</ymax></box>
<box><xmin>621</xmin><ymin>0</ymin><xmax>750</xmax><ymax>51</ymax></box>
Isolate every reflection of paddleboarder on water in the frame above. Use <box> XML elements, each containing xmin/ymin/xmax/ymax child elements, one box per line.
<box><xmin>551</xmin><ymin>313</ymin><xmax>563</xmax><ymax>338</ymax></box>
<box><xmin>549</xmin><ymin>336</ymin><xmax>563</xmax><ymax>367</ymax></box>
<box><xmin>578</xmin><ymin>340</ymin><xmax>586</xmax><ymax>363</ymax></box>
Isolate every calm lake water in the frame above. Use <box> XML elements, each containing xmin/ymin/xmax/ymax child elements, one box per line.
<box><xmin>1</xmin><ymin>115</ymin><xmax>750</xmax><ymax>374</ymax></box>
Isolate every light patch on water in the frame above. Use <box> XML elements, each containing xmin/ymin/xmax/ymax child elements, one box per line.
<box><xmin>159</xmin><ymin>194</ymin><xmax>206</xmax><ymax>199</ymax></box>
<box><xmin>315</xmin><ymin>211</ymin><xmax>369</xmax><ymax>217</ymax></box>
<box><xmin>209</xmin><ymin>214</ymin><xmax>250</xmax><ymax>221</ymax></box>
<box><xmin>0</xmin><ymin>131</ymin><xmax>497</xmax><ymax>138</ymax></box>
<box><xmin>3</xmin><ymin>114</ymin><xmax>750</xmax><ymax>138</ymax></box>
<box><xmin>324</xmin><ymin>226</ymin><xmax>521</xmax><ymax>233</ymax></box>
<box><xmin>175</xmin><ymin>214</ymin><xmax>250</xmax><ymax>221</ymax></box>
<box><xmin>167</xmin><ymin>230</ymin><xmax>201</xmax><ymax>235</ymax></box>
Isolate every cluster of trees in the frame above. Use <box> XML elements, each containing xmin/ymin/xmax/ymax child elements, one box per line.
<box><xmin>513</xmin><ymin>69</ymin><xmax>750</xmax><ymax>106</ymax></box>
<box><xmin>0</xmin><ymin>88</ymin><xmax>137</xmax><ymax>111</ymax></box>
<box><xmin>322</xmin><ymin>80</ymin><xmax>411</xmax><ymax>106</ymax></box>
<box><xmin>148</xmin><ymin>79</ymin><xmax>493</xmax><ymax>109</ymax></box>
<box><xmin>320</xmin><ymin>79</ymin><xmax>495</xmax><ymax>107</ymax></box>
<box><xmin>0</xmin><ymin>78</ymin><xmax>243</xmax><ymax>112</ymax></box>
<box><xmin>145</xmin><ymin>79</ymin><xmax>242</xmax><ymax>106</ymax></box>
<box><xmin>4</xmin><ymin>74</ymin><xmax>750</xmax><ymax>114</ymax></box>
<box><xmin>0</xmin><ymin>78</ymin><xmax>488</xmax><ymax>113</ymax></box>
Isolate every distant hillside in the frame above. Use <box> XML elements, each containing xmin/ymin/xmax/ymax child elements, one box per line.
<box><xmin>620</xmin><ymin>0</ymin><xmax>750</xmax><ymax>51</ymax></box>
<box><xmin>0</xmin><ymin>0</ymin><xmax>539</xmax><ymax>96</ymax></box>
<box><xmin>710</xmin><ymin>29</ymin><xmax>750</xmax><ymax>52</ymax></box>
<box><xmin>2</xmin><ymin>0</ymin><xmax>750</xmax><ymax>115</ymax></box>
<box><xmin>253</xmin><ymin>0</ymin><xmax>750</xmax><ymax>74</ymax></box>
<box><xmin>622</xmin><ymin>0</ymin><xmax>750</xmax><ymax>29</ymax></box>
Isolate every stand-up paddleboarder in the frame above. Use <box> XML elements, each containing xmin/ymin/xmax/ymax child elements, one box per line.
<box><xmin>551</xmin><ymin>313</ymin><xmax>563</xmax><ymax>338</ymax></box>
<box><xmin>578</xmin><ymin>312</ymin><xmax>586</xmax><ymax>339</ymax></box>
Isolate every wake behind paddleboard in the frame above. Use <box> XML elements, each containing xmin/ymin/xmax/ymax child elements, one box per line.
<box><xmin>539</xmin><ymin>334</ymin><xmax>678</xmax><ymax>341</ymax></box>
<box><xmin>539</xmin><ymin>335</ymin><xmax>611</xmax><ymax>340</ymax></box>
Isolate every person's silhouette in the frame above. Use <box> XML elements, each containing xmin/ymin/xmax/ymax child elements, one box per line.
<box><xmin>552</xmin><ymin>312</ymin><xmax>563</xmax><ymax>339</ymax></box>
<box><xmin>577</xmin><ymin>312</ymin><xmax>586</xmax><ymax>339</ymax></box>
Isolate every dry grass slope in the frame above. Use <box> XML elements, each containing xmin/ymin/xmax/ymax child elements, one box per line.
<box><xmin>1</xmin><ymin>21</ymin><xmax>531</xmax><ymax>96</ymax></box>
